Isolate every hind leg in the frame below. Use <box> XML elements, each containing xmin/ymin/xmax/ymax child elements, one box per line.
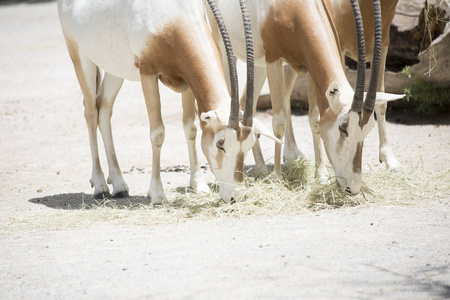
<box><xmin>67</xmin><ymin>41</ymin><xmax>109</xmax><ymax>199</ymax></box>
<box><xmin>182</xmin><ymin>88</ymin><xmax>209</xmax><ymax>193</ymax></box>
<box><xmin>308</xmin><ymin>75</ymin><xmax>327</xmax><ymax>183</ymax></box>
<box><xmin>97</xmin><ymin>72</ymin><xmax>129</xmax><ymax>197</ymax></box>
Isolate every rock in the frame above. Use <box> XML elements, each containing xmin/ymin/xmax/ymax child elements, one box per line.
<box><xmin>408</xmin><ymin>22</ymin><xmax>450</xmax><ymax>89</ymax></box>
<box><xmin>387</xmin><ymin>0</ymin><xmax>449</xmax><ymax>73</ymax></box>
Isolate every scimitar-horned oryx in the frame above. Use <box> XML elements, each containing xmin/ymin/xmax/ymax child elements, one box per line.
<box><xmin>207</xmin><ymin>0</ymin><xmax>404</xmax><ymax>195</ymax></box>
<box><xmin>57</xmin><ymin>0</ymin><xmax>279</xmax><ymax>204</ymax></box>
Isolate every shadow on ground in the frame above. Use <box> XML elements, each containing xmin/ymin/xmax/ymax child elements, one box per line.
<box><xmin>0</xmin><ymin>0</ymin><xmax>54</xmax><ymax>5</ymax></box>
<box><xmin>386</xmin><ymin>108</ymin><xmax>450</xmax><ymax>125</ymax></box>
<box><xmin>28</xmin><ymin>164</ymin><xmax>272</xmax><ymax>210</ymax></box>
<box><xmin>28</xmin><ymin>187</ymin><xmax>225</xmax><ymax>215</ymax></box>
<box><xmin>29</xmin><ymin>193</ymin><xmax>153</xmax><ymax>210</ymax></box>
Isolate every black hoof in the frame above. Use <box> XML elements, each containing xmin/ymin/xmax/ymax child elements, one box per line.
<box><xmin>94</xmin><ymin>191</ymin><xmax>111</xmax><ymax>200</ymax></box>
<box><xmin>113</xmin><ymin>191</ymin><xmax>129</xmax><ymax>198</ymax></box>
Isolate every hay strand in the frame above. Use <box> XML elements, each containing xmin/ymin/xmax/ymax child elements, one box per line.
<box><xmin>2</xmin><ymin>159</ymin><xmax>449</xmax><ymax>234</ymax></box>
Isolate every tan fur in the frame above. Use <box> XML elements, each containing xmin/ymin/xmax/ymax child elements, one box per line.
<box><xmin>333</xmin><ymin>0</ymin><xmax>398</xmax><ymax>61</ymax></box>
<box><xmin>66</xmin><ymin>39</ymin><xmax>91</xmax><ymax>101</ymax></box>
<box><xmin>201</xmin><ymin>125</ymin><xmax>226</xmax><ymax>170</ymax></box>
<box><xmin>234</xmin><ymin>126</ymin><xmax>252</xmax><ymax>182</ymax></box>
<box><xmin>237</xmin><ymin>126</ymin><xmax>252</xmax><ymax>142</ymax></box>
<box><xmin>359</xmin><ymin>107</ymin><xmax>373</xmax><ymax>127</ymax></box>
<box><xmin>234</xmin><ymin>151</ymin><xmax>245</xmax><ymax>182</ymax></box>
<box><xmin>353</xmin><ymin>142</ymin><xmax>363</xmax><ymax>173</ymax></box>
<box><xmin>135</xmin><ymin>19</ymin><xmax>228</xmax><ymax>118</ymax></box>
<box><xmin>261</xmin><ymin>0</ymin><xmax>348</xmax><ymax>117</ymax></box>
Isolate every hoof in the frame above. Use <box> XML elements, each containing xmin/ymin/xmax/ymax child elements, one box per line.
<box><xmin>151</xmin><ymin>198</ymin><xmax>166</xmax><ymax>207</ymax></box>
<box><xmin>384</xmin><ymin>159</ymin><xmax>403</xmax><ymax>173</ymax></box>
<box><xmin>113</xmin><ymin>190</ymin><xmax>129</xmax><ymax>198</ymax></box>
<box><xmin>149</xmin><ymin>194</ymin><xmax>167</xmax><ymax>206</ymax></box>
<box><xmin>194</xmin><ymin>182</ymin><xmax>210</xmax><ymax>194</ymax></box>
<box><xmin>270</xmin><ymin>172</ymin><xmax>283</xmax><ymax>181</ymax></box>
<box><xmin>94</xmin><ymin>191</ymin><xmax>111</xmax><ymax>200</ymax></box>
<box><xmin>388</xmin><ymin>164</ymin><xmax>404</xmax><ymax>173</ymax></box>
<box><xmin>283</xmin><ymin>148</ymin><xmax>305</xmax><ymax>162</ymax></box>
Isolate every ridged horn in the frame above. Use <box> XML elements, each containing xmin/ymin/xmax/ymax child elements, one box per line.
<box><xmin>350</xmin><ymin>0</ymin><xmax>366</xmax><ymax>113</ymax></box>
<box><xmin>364</xmin><ymin>0</ymin><xmax>382</xmax><ymax>111</ymax></box>
<box><xmin>206</xmin><ymin>0</ymin><xmax>240</xmax><ymax>130</ymax></box>
<box><xmin>239</xmin><ymin>0</ymin><xmax>254</xmax><ymax>127</ymax></box>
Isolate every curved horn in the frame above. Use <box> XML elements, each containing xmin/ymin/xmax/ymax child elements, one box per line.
<box><xmin>239</xmin><ymin>0</ymin><xmax>254</xmax><ymax>127</ymax></box>
<box><xmin>350</xmin><ymin>0</ymin><xmax>366</xmax><ymax>113</ymax></box>
<box><xmin>364</xmin><ymin>0</ymin><xmax>382</xmax><ymax>111</ymax></box>
<box><xmin>206</xmin><ymin>0</ymin><xmax>240</xmax><ymax>130</ymax></box>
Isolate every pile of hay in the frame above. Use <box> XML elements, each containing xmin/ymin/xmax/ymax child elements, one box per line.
<box><xmin>3</xmin><ymin>159</ymin><xmax>449</xmax><ymax>233</ymax></box>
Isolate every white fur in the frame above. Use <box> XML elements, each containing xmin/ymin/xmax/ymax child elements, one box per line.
<box><xmin>58</xmin><ymin>0</ymin><xmax>205</xmax><ymax>81</ymax></box>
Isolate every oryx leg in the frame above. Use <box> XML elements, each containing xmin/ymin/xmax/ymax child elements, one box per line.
<box><xmin>182</xmin><ymin>88</ymin><xmax>210</xmax><ymax>193</ymax></box>
<box><xmin>141</xmin><ymin>74</ymin><xmax>166</xmax><ymax>205</ymax></box>
<box><xmin>375</xmin><ymin>44</ymin><xmax>401</xmax><ymax>171</ymax></box>
<box><xmin>308</xmin><ymin>75</ymin><xmax>327</xmax><ymax>183</ymax></box>
<box><xmin>267</xmin><ymin>60</ymin><xmax>289</xmax><ymax>178</ymax></box>
<box><xmin>97</xmin><ymin>72</ymin><xmax>129</xmax><ymax>198</ymax></box>
<box><xmin>282</xmin><ymin>65</ymin><xmax>305</xmax><ymax>161</ymax></box>
<box><xmin>240</xmin><ymin>66</ymin><xmax>270</xmax><ymax>177</ymax></box>
<box><xmin>69</xmin><ymin>47</ymin><xmax>109</xmax><ymax>199</ymax></box>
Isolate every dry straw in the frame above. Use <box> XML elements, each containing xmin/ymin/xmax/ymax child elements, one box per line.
<box><xmin>2</xmin><ymin>159</ymin><xmax>449</xmax><ymax>233</ymax></box>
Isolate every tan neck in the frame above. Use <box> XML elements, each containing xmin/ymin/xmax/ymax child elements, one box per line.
<box><xmin>139</xmin><ymin>19</ymin><xmax>230</xmax><ymax>118</ymax></box>
<box><xmin>261</xmin><ymin>0</ymin><xmax>352</xmax><ymax>117</ymax></box>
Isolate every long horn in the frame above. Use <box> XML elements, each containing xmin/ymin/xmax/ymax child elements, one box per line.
<box><xmin>239</xmin><ymin>0</ymin><xmax>254</xmax><ymax>127</ymax></box>
<box><xmin>364</xmin><ymin>0</ymin><xmax>382</xmax><ymax>111</ymax></box>
<box><xmin>206</xmin><ymin>0</ymin><xmax>240</xmax><ymax>130</ymax></box>
<box><xmin>350</xmin><ymin>0</ymin><xmax>366</xmax><ymax>113</ymax></box>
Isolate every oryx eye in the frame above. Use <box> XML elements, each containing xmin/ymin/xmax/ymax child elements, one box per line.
<box><xmin>339</xmin><ymin>123</ymin><xmax>349</xmax><ymax>137</ymax></box>
<box><xmin>216</xmin><ymin>139</ymin><xmax>225</xmax><ymax>152</ymax></box>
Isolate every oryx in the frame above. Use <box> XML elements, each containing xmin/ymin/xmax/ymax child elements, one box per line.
<box><xmin>57</xmin><ymin>0</ymin><xmax>279</xmax><ymax>203</ymax></box>
<box><xmin>206</xmin><ymin>0</ymin><xmax>404</xmax><ymax>194</ymax></box>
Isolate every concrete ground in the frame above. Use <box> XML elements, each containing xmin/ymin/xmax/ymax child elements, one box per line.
<box><xmin>0</xmin><ymin>2</ymin><xmax>449</xmax><ymax>299</ymax></box>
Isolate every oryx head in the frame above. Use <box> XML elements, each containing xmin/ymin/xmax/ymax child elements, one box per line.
<box><xmin>202</xmin><ymin>0</ymin><xmax>280</xmax><ymax>202</ymax></box>
<box><xmin>319</xmin><ymin>0</ymin><xmax>404</xmax><ymax>195</ymax></box>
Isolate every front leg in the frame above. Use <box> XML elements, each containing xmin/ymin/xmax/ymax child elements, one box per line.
<box><xmin>308</xmin><ymin>75</ymin><xmax>327</xmax><ymax>183</ymax></box>
<box><xmin>282</xmin><ymin>65</ymin><xmax>305</xmax><ymax>161</ymax></box>
<box><xmin>182</xmin><ymin>89</ymin><xmax>209</xmax><ymax>194</ymax></box>
<box><xmin>141</xmin><ymin>74</ymin><xmax>166</xmax><ymax>205</ymax></box>
<box><xmin>267</xmin><ymin>60</ymin><xmax>289</xmax><ymax>179</ymax></box>
<box><xmin>240</xmin><ymin>66</ymin><xmax>270</xmax><ymax>177</ymax></box>
<box><xmin>375</xmin><ymin>44</ymin><xmax>401</xmax><ymax>171</ymax></box>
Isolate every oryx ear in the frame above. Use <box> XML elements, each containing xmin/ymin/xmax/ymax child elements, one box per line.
<box><xmin>372</xmin><ymin>92</ymin><xmax>405</xmax><ymax>105</ymax></box>
<box><xmin>253</xmin><ymin>118</ymin><xmax>282</xmax><ymax>144</ymax></box>
<box><xmin>325</xmin><ymin>81</ymin><xmax>341</xmax><ymax>103</ymax></box>
<box><xmin>200</xmin><ymin>111</ymin><xmax>218</xmax><ymax>124</ymax></box>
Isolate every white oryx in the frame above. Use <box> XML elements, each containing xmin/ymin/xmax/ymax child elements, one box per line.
<box><xmin>57</xmin><ymin>0</ymin><xmax>279</xmax><ymax>204</ymax></box>
<box><xmin>207</xmin><ymin>0</ymin><xmax>404</xmax><ymax>195</ymax></box>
